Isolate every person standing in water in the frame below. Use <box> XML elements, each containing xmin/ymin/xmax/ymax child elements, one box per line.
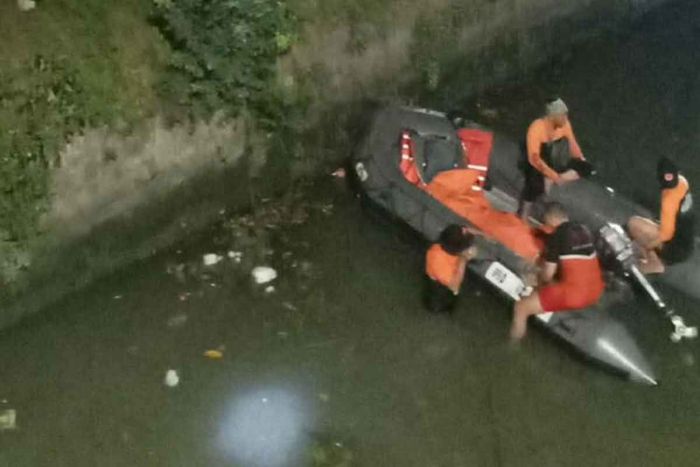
<box><xmin>627</xmin><ymin>157</ymin><xmax>695</xmax><ymax>274</ymax></box>
<box><xmin>425</xmin><ymin>225</ymin><xmax>478</xmax><ymax>313</ymax></box>
<box><xmin>510</xmin><ymin>203</ymin><xmax>605</xmax><ymax>340</ymax></box>
<box><xmin>519</xmin><ymin>97</ymin><xmax>591</xmax><ymax>220</ymax></box>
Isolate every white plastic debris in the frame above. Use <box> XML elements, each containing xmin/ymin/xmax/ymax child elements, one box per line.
<box><xmin>252</xmin><ymin>266</ymin><xmax>277</xmax><ymax>284</ymax></box>
<box><xmin>164</xmin><ymin>369</ymin><xmax>180</xmax><ymax>387</ymax></box>
<box><xmin>227</xmin><ymin>251</ymin><xmax>243</xmax><ymax>263</ymax></box>
<box><xmin>0</xmin><ymin>409</ymin><xmax>17</xmax><ymax>430</ymax></box>
<box><xmin>203</xmin><ymin>253</ymin><xmax>223</xmax><ymax>266</ymax></box>
<box><xmin>265</xmin><ymin>285</ymin><xmax>275</xmax><ymax>294</ymax></box>
<box><xmin>17</xmin><ymin>0</ymin><xmax>36</xmax><ymax>12</ymax></box>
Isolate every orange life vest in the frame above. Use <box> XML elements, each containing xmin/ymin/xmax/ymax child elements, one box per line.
<box><xmin>426</xmin><ymin>244</ymin><xmax>465</xmax><ymax>290</ymax></box>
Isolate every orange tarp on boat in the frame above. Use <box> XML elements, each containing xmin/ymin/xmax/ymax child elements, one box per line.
<box><xmin>423</xmin><ymin>169</ymin><xmax>543</xmax><ymax>261</ymax></box>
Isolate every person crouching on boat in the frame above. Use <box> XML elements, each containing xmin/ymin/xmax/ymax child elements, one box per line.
<box><xmin>510</xmin><ymin>202</ymin><xmax>605</xmax><ymax>340</ymax></box>
<box><xmin>425</xmin><ymin>225</ymin><xmax>478</xmax><ymax>313</ymax></box>
<box><xmin>627</xmin><ymin>157</ymin><xmax>695</xmax><ymax>274</ymax></box>
<box><xmin>519</xmin><ymin>97</ymin><xmax>593</xmax><ymax>220</ymax></box>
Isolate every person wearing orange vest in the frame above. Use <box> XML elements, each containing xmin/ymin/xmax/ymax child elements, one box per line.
<box><xmin>510</xmin><ymin>202</ymin><xmax>605</xmax><ymax>340</ymax></box>
<box><xmin>627</xmin><ymin>157</ymin><xmax>695</xmax><ymax>274</ymax></box>
<box><xmin>519</xmin><ymin>98</ymin><xmax>593</xmax><ymax>220</ymax></box>
<box><xmin>425</xmin><ymin>225</ymin><xmax>477</xmax><ymax>313</ymax></box>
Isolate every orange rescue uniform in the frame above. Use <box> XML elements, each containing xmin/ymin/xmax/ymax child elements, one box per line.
<box><xmin>426</xmin><ymin>244</ymin><xmax>466</xmax><ymax>293</ymax></box>
<box><xmin>659</xmin><ymin>176</ymin><xmax>690</xmax><ymax>243</ymax></box>
<box><xmin>526</xmin><ymin>117</ymin><xmax>584</xmax><ymax>182</ymax></box>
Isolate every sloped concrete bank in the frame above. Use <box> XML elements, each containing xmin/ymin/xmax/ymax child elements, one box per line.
<box><xmin>0</xmin><ymin>0</ymin><xmax>674</xmax><ymax>328</ymax></box>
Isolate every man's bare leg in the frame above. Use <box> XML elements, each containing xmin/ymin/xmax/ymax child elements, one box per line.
<box><xmin>510</xmin><ymin>293</ymin><xmax>544</xmax><ymax>341</ymax></box>
<box><xmin>628</xmin><ymin>216</ymin><xmax>659</xmax><ymax>248</ymax></box>
<box><xmin>627</xmin><ymin>216</ymin><xmax>665</xmax><ymax>274</ymax></box>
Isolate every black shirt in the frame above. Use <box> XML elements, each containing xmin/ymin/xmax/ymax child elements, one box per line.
<box><xmin>545</xmin><ymin>221</ymin><xmax>596</xmax><ymax>263</ymax></box>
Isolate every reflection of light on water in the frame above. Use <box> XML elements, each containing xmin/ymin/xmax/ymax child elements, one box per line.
<box><xmin>217</xmin><ymin>388</ymin><xmax>311</xmax><ymax>467</ymax></box>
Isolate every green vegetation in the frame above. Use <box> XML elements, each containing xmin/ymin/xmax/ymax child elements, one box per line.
<box><xmin>151</xmin><ymin>0</ymin><xmax>297</xmax><ymax>123</ymax></box>
<box><xmin>0</xmin><ymin>57</ymin><xmax>91</xmax><ymax>242</ymax></box>
<box><xmin>0</xmin><ymin>0</ymin><xmax>167</xmax><ymax>284</ymax></box>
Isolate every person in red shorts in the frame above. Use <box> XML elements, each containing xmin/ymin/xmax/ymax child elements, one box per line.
<box><xmin>510</xmin><ymin>202</ymin><xmax>605</xmax><ymax>340</ymax></box>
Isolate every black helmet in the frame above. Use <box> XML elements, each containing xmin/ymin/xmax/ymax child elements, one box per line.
<box><xmin>657</xmin><ymin>157</ymin><xmax>679</xmax><ymax>189</ymax></box>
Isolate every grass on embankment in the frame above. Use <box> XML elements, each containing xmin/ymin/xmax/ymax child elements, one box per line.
<box><xmin>0</xmin><ymin>0</ymin><xmax>166</xmax><ymax>125</ymax></box>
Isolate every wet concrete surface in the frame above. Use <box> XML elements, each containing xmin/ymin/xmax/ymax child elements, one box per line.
<box><xmin>3</xmin><ymin>0</ymin><xmax>700</xmax><ymax>465</ymax></box>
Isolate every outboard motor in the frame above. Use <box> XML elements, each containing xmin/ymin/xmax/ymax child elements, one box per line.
<box><xmin>596</xmin><ymin>222</ymin><xmax>636</xmax><ymax>274</ymax></box>
<box><xmin>597</xmin><ymin>222</ymin><xmax>698</xmax><ymax>342</ymax></box>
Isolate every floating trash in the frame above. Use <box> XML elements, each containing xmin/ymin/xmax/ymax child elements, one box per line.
<box><xmin>203</xmin><ymin>254</ymin><xmax>223</xmax><ymax>266</ymax></box>
<box><xmin>0</xmin><ymin>409</ymin><xmax>16</xmax><ymax>431</ymax></box>
<box><xmin>204</xmin><ymin>350</ymin><xmax>224</xmax><ymax>359</ymax></box>
<box><xmin>331</xmin><ymin>168</ymin><xmax>346</xmax><ymax>178</ymax></box>
<box><xmin>265</xmin><ymin>285</ymin><xmax>275</xmax><ymax>294</ymax></box>
<box><xmin>17</xmin><ymin>0</ymin><xmax>36</xmax><ymax>12</ymax></box>
<box><xmin>164</xmin><ymin>370</ymin><xmax>180</xmax><ymax>387</ymax></box>
<box><xmin>227</xmin><ymin>251</ymin><xmax>243</xmax><ymax>263</ymax></box>
<box><xmin>113</xmin><ymin>295</ymin><xmax>123</xmax><ymax>300</ymax></box>
<box><xmin>252</xmin><ymin>266</ymin><xmax>277</xmax><ymax>284</ymax></box>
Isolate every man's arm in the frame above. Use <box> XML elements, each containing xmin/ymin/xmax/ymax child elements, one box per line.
<box><xmin>539</xmin><ymin>261</ymin><xmax>558</xmax><ymax>284</ymax></box>
<box><xmin>564</xmin><ymin>121</ymin><xmax>584</xmax><ymax>159</ymax></box>
<box><xmin>527</xmin><ymin>121</ymin><xmax>561</xmax><ymax>182</ymax></box>
<box><xmin>449</xmin><ymin>257</ymin><xmax>468</xmax><ymax>294</ymax></box>
<box><xmin>541</xmin><ymin>226</ymin><xmax>562</xmax><ymax>283</ymax></box>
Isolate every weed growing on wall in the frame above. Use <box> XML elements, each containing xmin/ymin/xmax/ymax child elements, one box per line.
<box><xmin>0</xmin><ymin>56</ymin><xmax>98</xmax><ymax>243</ymax></box>
<box><xmin>152</xmin><ymin>0</ymin><xmax>297</xmax><ymax>121</ymax></box>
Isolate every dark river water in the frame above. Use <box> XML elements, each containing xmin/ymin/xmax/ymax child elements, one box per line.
<box><xmin>2</xmin><ymin>1</ymin><xmax>700</xmax><ymax>466</ymax></box>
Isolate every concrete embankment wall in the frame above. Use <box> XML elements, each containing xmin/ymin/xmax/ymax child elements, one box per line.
<box><xmin>0</xmin><ymin>0</ymin><xmax>674</xmax><ymax>328</ymax></box>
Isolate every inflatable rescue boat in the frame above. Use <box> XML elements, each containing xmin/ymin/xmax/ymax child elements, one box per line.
<box><xmin>352</xmin><ymin>105</ymin><xmax>674</xmax><ymax>384</ymax></box>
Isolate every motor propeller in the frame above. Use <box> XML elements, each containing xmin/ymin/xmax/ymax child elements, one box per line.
<box><xmin>599</xmin><ymin>222</ymin><xmax>699</xmax><ymax>342</ymax></box>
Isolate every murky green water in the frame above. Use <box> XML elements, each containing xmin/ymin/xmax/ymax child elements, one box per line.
<box><xmin>2</xmin><ymin>2</ymin><xmax>700</xmax><ymax>466</ymax></box>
